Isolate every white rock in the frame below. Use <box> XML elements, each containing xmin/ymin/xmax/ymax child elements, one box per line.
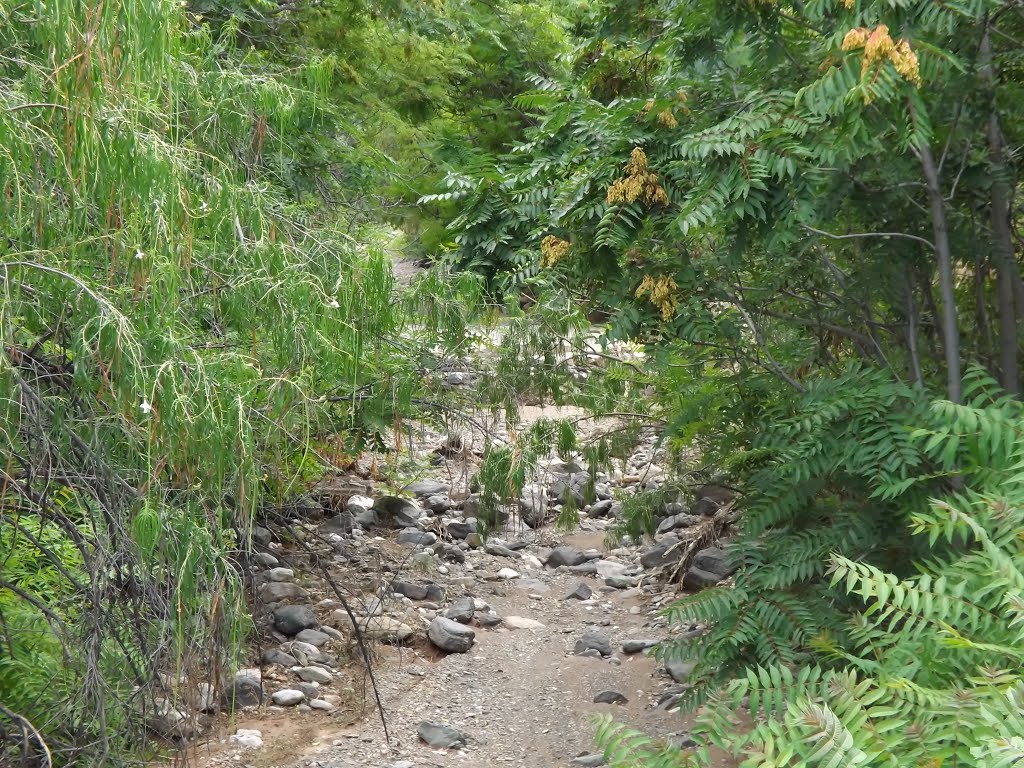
<box><xmin>309</xmin><ymin>698</ymin><xmax>335</xmax><ymax>711</ymax></box>
<box><xmin>346</xmin><ymin>495</ymin><xmax>374</xmax><ymax>513</ymax></box>
<box><xmin>521</xmin><ymin>554</ymin><xmax>543</xmax><ymax>569</ymax></box>
<box><xmin>296</xmin><ymin>666</ymin><xmax>332</xmax><ymax>683</ymax></box>
<box><xmin>498</xmin><ymin>567</ymin><xmax>520</xmax><ymax>580</ymax></box>
<box><xmin>271</xmin><ymin>689</ymin><xmax>305</xmax><ymax>706</ymax></box>
<box><xmin>230</xmin><ymin>729</ymin><xmax>264</xmax><ymax>749</ymax></box>
<box><xmin>267</xmin><ymin>567</ymin><xmax>294</xmax><ymax>582</ymax></box>
<box><xmin>503</xmin><ymin>616</ymin><xmax>546</xmax><ymax>630</ymax></box>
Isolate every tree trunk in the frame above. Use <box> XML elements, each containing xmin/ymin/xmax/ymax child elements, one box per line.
<box><xmin>905</xmin><ymin>267</ymin><xmax>923</xmax><ymax>387</ymax></box>
<box><xmin>916</xmin><ymin>131</ymin><xmax>962</xmax><ymax>402</ymax></box>
<box><xmin>980</xmin><ymin>23</ymin><xmax>1020</xmax><ymax>394</ymax></box>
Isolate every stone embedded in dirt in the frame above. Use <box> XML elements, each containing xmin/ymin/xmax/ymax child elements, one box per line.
<box><xmin>574</xmin><ymin>629</ymin><xmax>612</xmax><ymax>657</ymax></box>
<box><xmin>428</xmin><ymin>616</ymin><xmax>475</xmax><ymax>652</ymax></box>
<box><xmin>391</xmin><ymin>580</ymin><xmax>429</xmax><ymax>600</ymax></box>
<box><xmin>261</xmin><ymin>648</ymin><xmax>298</xmax><ymax>666</ymax></box>
<box><xmin>229</xmin><ymin>729</ymin><xmax>264</xmax><ymax>749</ymax></box>
<box><xmin>503</xmin><ymin>615</ymin><xmax>545</xmax><ymax>630</ymax></box>
<box><xmin>444</xmin><ymin>596</ymin><xmax>475</xmax><ymax>624</ymax></box>
<box><xmin>418</xmin><ymin>720</ymin><xmax>467</xmax><ymax>749</ymax></box>
<box><xmin>665</xmin><ymin>658</ymin><xmax>696</xmax><ymax>683</ymax></box>
<box><xmin>571</xmin><ymin>754</ymin><xmax>607</xmax><ymax>766</ymax></box>
<box><xmin>346</xmin><ymin>494</ymin><xmax>374</xmax><ymax>513</ymax></box>
<box><xmin>425</xmin><ymin>493</ymin><xmax>452</xmax><ymax>512</ymax></box>
<box><xmin>640</xmin><ymin>537</ymin><xmax>683</xmax><ymax>570</ymax></box>
<box><xmin>271</xmin><ymin>689</ymin><xmax>305</xmax><ymax>706</ymax></box>
<box><xmin>577</xmin><ymin>648</ymin><xmax>603</xmax><ymax>659</ymax></box>
<box><xmin>353</xmin><ymin>509</ymin><xmax>377</xmax><ymax>528</ymax></box>
<box><xmin>587</xmin><ymin>499</ymin><xmax>614</xmax><ymax>518</ymax></box>
<box><xmin>593</xmin><ymin>690</ymin><xmax>629</xmax><ymax>705</ymax></box>
<box><xmin>564</xmin><ymin>582</ymin><xmax>592</xmax><ymax>601</ymax></box>
<box><xmin>513</xmin><ymin>578</ymin><xmax>549</xmax><ymax>593</ymax></box>
<box><xmin>669</xmin><ymin>732</ymin><xmax>699</xmax><ymax>749</ymax></box>
<box><xmin>294</xmin><ymin>628</ymin><xmax>331</xmax><ymax>647</ymax></box>
<box><xmin>386</xmin><ymin>762</ymin><xmax>415</xmax><ymax>768</ymax></box>
<box><xmin>425</xmin><ymin>583</ymin><xmax>445</xmax><ymax>602</ymax></box>
<box><xmin>397</xmin><ymin>528</ymin><xmax>437</xmax><ymax>547</ymax></box>
<box><xmin>321</xmin><ymin>513</ymin><xmax>354</xmax><ymax>534</ymax></box>
<box><xmin>296</xmin><ymin>666</ymin><xmax>332</xmax><ymax>683</ymax></box>
<box><xmin>621</xmin><ymin>638</ymin><xmax>658</xmax><ymax>654</ymax></box>
<box><xmin>497</xmin><ymin>567</ymin><xmax>520</xmax><ymax>579</ymax></box>
<box><xmin>309</xmin><ymin>698</ymin><xmax>335</xmax><ymax>711</ymax></box>
<box><xmin>568</xmin><ymin>561</ymin><xmax>599</xmax><ymax>576</ymax></box>
<box><xmin>373</xmin><ymin>496</ymin><xmax>424</xmax><ymax>528</ymax></box>
<box><xmin>605</xmin><ymin>574</ymin><xmax>638</xmax><ymax>589</ymax></box>
<box><xmin>545</xmin><ymin>545</ymin><xmax>587</xmax><ymax>568</ymax></box>
<box><xmin>477</xmin><ymin>613</ymin><xmax>503</xmax><ymax>628</ymax></box>
<box><xmin>295</xmin><ymin>681</ymin><xmax>320</xmax><ymax>699</ymax></box>
<box><xmin>273</xmin><ymin>605</ymin><xmax>318</xmax><ymax>636</ymax></box>
<box><xmin>259</xmin><ymin>581</ymin><xmax>308</xmax><ymax>603</ymax></box>
<box><xmin>656</xmin><ymin>512</ymin><xmax>701</xmax><ymax>535</ymax></box>
<box><xmin>404</xmin><ymin>479</ymin><xmax>451</xmax><ymax>497</ymax></box>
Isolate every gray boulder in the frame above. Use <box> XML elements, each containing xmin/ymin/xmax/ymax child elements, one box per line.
<box><xmin>588</xmin><ymin>499</ymin><xmax>614</xmax><ymax>518</ymax></box>
<box><xmin>593</xmin><ymin>690</ymin><xmax>628</xmax><ymax>705</ymax></box>
<box><xmin>693</xmin><ymin>546</ymin><xmax>733</xmax><ymax>578</ymax></box>
<box><xmin>656</xmin><ymin>512</ymin><xmax>701</xmax><ymax>535</ymax></box>
<box><xmin>418</xmin><ymin>720</ymin><xmax>467</xmax><ymax>749</ymax></box>
<box><xmin>565</xmin><ymin>583</ymin><xmax>592</xmax><ymax>601</ymax></box>
<box><xmin>428</xmin><ymin>616</ymin><xmax>475</xmax><ymax>653</ymax></box>
<box><xmin>259</xmin><ymin>581</ymin><xmax>308</xmax><ymax>603</ymax></box>
<box><xmin>683</xmin><ymin>567</ymin><xmax>722</xmax><ymax>590</ymax></box>
<box><xmin>224</xmin><ymin>668</ymin><xmax>263</xmax><ymax>711</ymax></box>
<box><xmin>666</xmin><ymin>658</ymin><xmax>696</xmax><ymax>683</ymax></box>
<box><xmin>574</xmin><ymin>629</ymin><xmax>611</xmax><ymax>657</ymax></box>
<box><xmin>444</xmin><ymin>596</ymin><xmax>475</xmax><ymax>624</ymax></box>
<box><xmin>272</xmin><ymin>605</ymin><xmax>317</xmax><ymax>636</ymax></box>
<box><xmin>373</xmin><ymin>496</ymin><xmax>423</xmax><ymax>528</ymax></box>
<box><xmin>640</xmin><ymin>537</ymin><xmax>683</xmax><ymax>570</ymax></box>
<box><xmin>425</xmin><ymin>494</ymin><xmax>452</xmax><ymax>512</ymax></box>
<box><xmin>271</xmin><ymin>689</ymin><xmax>305</xmax><ymax>706</ymax></box>
<box><xmin>397</xmin><ymin>528</ymin><xmax>437</xmax><ymax>547</ymax></box>
<box><xmin>391</xmin><ymin>580</ymin><xmax>428</xmax><ymax>600</ymax></box>
<box><xmin>404</xmin><ymin>479</ymin><xmax>451</xmax><ymax>497</ymax></box>
<box><xmin>545</xmin><ymin>546</ymin><xmax>587</xmax><ymax>568</ymax></box>
<box><xmin>445</xmin><ymin>520</ymin><xmax>472</xmax><ymax>539</ymax></box>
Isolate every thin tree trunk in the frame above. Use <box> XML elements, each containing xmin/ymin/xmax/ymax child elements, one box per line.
<box><xmin>905</xmin><ymin>268</ymin><xmax>923</xmax><ymax>387</ymax></box>
<box><xmin>914</xmin><ymin>104</ymin><xmax>962</xmax><ymax>402</ymax></box>
<box><xmin>980</xmin><ymin>23</ymin><xmax>1020</xmax><ymax>394</ymax></box>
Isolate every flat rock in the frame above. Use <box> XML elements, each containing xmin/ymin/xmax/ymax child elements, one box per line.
<box><xmin>693</xmin><ymin>546</ymin><xmax>734</xmax><ymax>578</ymax></box>
<box><xmin>267</xmin><ymin>567</ymin><xmax>295</xmax><ymax>582</ymax></box>
<box><xmin>230</xmin><ymin>729</ymin><xmax>264</xmax><ymax>749</ymax></box>
<box><xmin>683</xmin><ymin>567</ymin><xmax>722</xmax><ymax>590</ymax></box>
<box><xmin>571</xmin><ymin>754</ymin><xmax>607</xmax><ymax>766</ymax></box>
<box><xmin>640</xmin><ymin>537</ymin><xmax>683</xmax><ymax>570</ymax></box>
<box><xmin>391</xmin><ymin>580</ymin><xmax>429</xmax><ymax>600</ymax></box>
<box><xmin>355</xmin><ymin>616</ymin><xmax>415</xmax><ymax>644</ymax></box>
<box><xmin>397</xmin><ymin>528</ymin><xmax>437</xmax><ymax>547</ymax></box>
<box><xmin>588</xmin><ymin>499</ymin><xmax>614</xmax><ymax>518</ymax></box>
<box><xmin>621</xmin><ymin>639</ymin><xmax>658</xmax><ymax>654</ymax></box>
<box><xmin>485</xmin><ymin>542</ymin><xmax>520</xmax><ymax>559</ymax></box>
<box><xmin>273</xmin><ymin>605</ymin><xmax>318</xmax><ymax>636</ymax></box>
<box><xmin>261</xmin><ymin>649</ymin><xmax>297</xmax><ymax>666</ymax></box>
<box><xmin>428</xmin><ymin>616</ymin><xmax>475</xmax><ymax>652</ymax></box>
<box><xmin>294</xmin><ymin>628</ymin><xmax>332</xmax><ymax>647</ymax></box>
<box><xmin>656</xmin><ymin>512</ymin><xmax>701</xmax><ymax>534</ymax></box>
<box><xmin>502</xmin><ymin>615</ymin><xmax>545</xmax><ymax>630</ymax></box>
<box><xmin>497</xmin><ymin>567</ymin><xmax>520</xmax><ymax>579</ymax></box>
<box><xmin>418</xmin><ymin>720</ymin><xmax>467</xmax><ymax>749</ymax></box>
<box><xmin>404</xmin><ymin>479</ymin><xmax>451</xmax><ymax>497</ymax></box>
<box><xmin>605</xmin><ymin>574</ymin><xmax>638</xmax><ymax>589</ymax></box>
<box><xmin>545</xmin><ymin>545</ymin><xmax>587</xmax><ymax>568</ymax></box>
<box><xmin>259</xmin><ymin>581</ymin><xmax>308</xmax><ymax>603</ymax></box>
<box><xmin>296</xmin><ymin>666</ymin><xmax>332</xmax><ymax>683</ymax></box>
<box><xmin>666</xmin><ymin>658</ymin><xmax>696</xmax><ymax>682</ymax></box>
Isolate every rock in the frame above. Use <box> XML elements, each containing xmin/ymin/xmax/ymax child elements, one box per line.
<box><xmin>521</xmin><ymin>553</ymin><xmax>543</xmax><ymax>569</ymax></box>
<box><xmin>353</xmin><ymin>509</ymin><xmax>377</xmax><ymax>528</ymax></box>
<box><xmin>373</xmin><ymin>496</ymin><xmax>423</xmax><ymax>528</ymax></box>
<box><xmin>253</xmin><ymin>552</ymin><xmax>279</xmax><ymax>567</ymax></box>
<box><xmin>696</xmin><ymin>484</ymin><xmax>735</xmax><ymax>505</ymax></box>
<box><xmin>229</xmin><ymin>729</ymin><xmax>264</xmax><ymax>749</ymax></box>
<box><xmin>693</xmin><ymin>498</ymin><xmax>720</xmax><ymax>516</ymax></box>
<box><xmin>550</xmin><ymin>473</ymin><xmax>588</xmax><ymax>506</ymax></box>
<box><xmin>279</xmin><ymin>640</ymin><xmax>325</xmax><ymax>664</ymax></box>
<box><xmin>346</xmin><ymin>494</ymin><xmax>374</xmax><ymax>514</ymax></box>
<box><xmin>666</xmin><ymin>658</ymin><xmax>696</xmax><ymax>683</ymax></box>
<box><xmin>271</xmin><ymin>689</ymin><xmax>305</xmax><ymax>706</ymax></box>
<box><xmin>594</xmin><ymin>559</ymin><xmax>631</xmax><ymax>579</ymax></box>
<box><xmin>656</xmin><ymin>512</ymin><xmax>701</xmax><ymax>534</ymax></box>
<box><xmin>273</xmin><ymin>605</ymin><xmax>318</xmax><ymax>636</ymax></box>
<box><xmin>519</xmin><ymin>484</ymin><xmax>548</xmax><ymax>527</ymax></box>
<box><xmin>568</xmin><ymin>561</ymin><xmax>598</xmax><ymax>576</ymax></box>
<box><xmin>309</xmin><ymin>698</ymin><xmax>335</xmax><ymax>711</ymax></box>
<box><xmin>485</xmin><ymin>542</ymin><xmax>519</xmax><ymax>559</ymax></box>
<box><xmin>640</xmin><ymin>537</ymin><xmax>683</xmax><ymax>570</ymax></box>
<box><xmin>502</xmin><ymin>615</ymin><xmax>545</xmax><ymax>630</ymax></box>
<box><xmin>428</xmin><ymin>616</ymin><xmax>475</xmax><ymax>653</ymax></box>
<box><xmin>267</xmin><ymin>567</ymin><xmax>295</xmax><ymax>582</ymax></box>
<box><xmin>404</xmin><ymin>479</ymin><xmax>451</xmax><ymax>497</ymax></box>
<box><xmin>259</xmin><ymin>581</ymin><xmax>308</xmax><ymax>603</ymax></box>
<box><xmin>545</xmin><ymin>546</ymin><xmax>587</xmax><ymax>568</ymax></box>
<box><xmin>497</xmin><ymin>567</ymin><xmax>520</xmax><ymax>579</ymax></box>
<box><xmin>425</xmin><ymin>583</ymin><xmax>445</xmax><ymax>602</ymax></box>
<box><xmin>683</xmin><ymin>568</ymin><xmax>722</xmax><ymax>590</ymax></box>
<box><xmin>321</xmin><ymin>513</ymin><xmax>354</xmax><ymax>534</ymax></box>
<box><xmin>588</xmin><ymin>499</ymin><xmax>614</xmax><ymax>518</ymax></box>
<box><xmin>261</xmin><ymin>649</ymin><xmax>297</xmax><ymax>666</ymax></box>
<box><xmin>145</xmin><ymin>702</ymin><xmax>191</xmax><ymax>738</ymax></box>
<box><xmin>446</xmin><ymin>520</ymin><xmax>472</xmax><ymax>539</ymax></box>
<box><xmin>593</xmin><ymin>690</ymin><xmax>628</xmax><ymax>705</ymax></box>
<box><xmin>391</xmin><ymin>580</ymin><xmax>429</xmax><ymax>600</ymax></box>
<box><xmin>605</xmin><ymin>574</ymin><xmax>638</xmax><ymax>589</ymax></box>
<box><xmin>575</xmin><ymin>629</ymin><xmax>612</xmax><ymax>657</ymax></box>
<box><xmin>253</xmin><ymin>526</ymin><xmax>272</xmax><ymax>545</ymax></box>
<box><xmin>296</xmin><ymin>666</ymin><xmax>332</xmax><ymax>683</ymax></box>
<box><xmin>418</xmin><ymin>720</ymin><xmax>467</xmax><ymax>749</ymax></box>
<box><xmin>622</xmin><ymin>639</ymin><xmax>658</xmax><ymax>654</ymax></box>
<box><xmin>693</xmin><ymin>546</ymin><xmax>734</xmax><ymax>578</ymax></box>
<box><xmin>577</xmin><ymin>648</ymin><xmax>603</xmax><ymax>659</ymax></box>
<box><xmin>444</xmin><ymin>596</ymin><xmax>475</xmax><ymax>624</ymax></box>
<box><xmin>565</xmin><ymin>583</ymin><xmax>593</xmax><ymax>601</ymax></box>
<box><xmin>425</xmin><ymin>494</ymin><xmax>452</xmax><ymax>512</ymax></box>
<box><xmin>465</xmin><ymin>532</ymin><xmax>483</xmax><ymax>548</ymax></box>
<box><xmin>434</xmin><ymin>542</ymin><xmax>466</xmax><ymax>563</ymax></box>
<box><xmin>350</xmin><ymin>616</ymin><xmax>414</xmax><ymax>644</ymax></box>
<box><xmin>397</xmin><ymin>528</ymin><xmax>437</xmax><ymax>547</ymax></box>
<box><xmin>294</xmin><ymin>628</ymin><xmax>332</xmax><ymax>647</ymax></box>
<box><xmin>478</xmin><ymin>613</ymin><xmax>503</xmax><ymax>628</ymax></box>
<box><xmin>571</xmin><ymin>754</ymin><xmax>607</xmax><ymax>766</ymax></box>
<box><xmin>294</xmin><ymin>681</ymin><xmax>320</xmax><ymax>699</ymax></box>
<box><xmin>222</xmin><ymin>668</ymin><xmax>264</xmax><ymax>712</ymax></box>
